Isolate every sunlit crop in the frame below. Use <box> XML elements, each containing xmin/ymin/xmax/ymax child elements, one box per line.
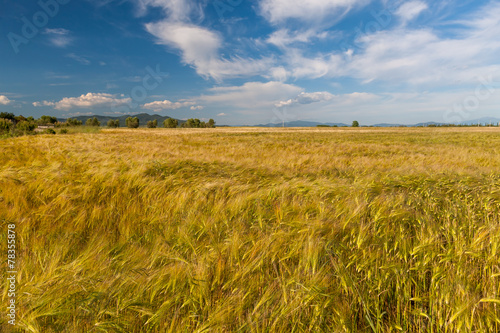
<box><xmin>1</xmin><ymin>127</ymin><xmax>499</xmax><ymax>332</ymax></box>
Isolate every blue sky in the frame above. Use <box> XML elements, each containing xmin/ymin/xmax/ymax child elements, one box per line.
<box><xmin>1</xmin><ymin>0</ymin><xmax>500</xmax><ymax>125</ymax></box>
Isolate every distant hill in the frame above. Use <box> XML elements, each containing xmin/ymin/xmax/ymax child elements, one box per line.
<box><xmin>64</xmin><ymin>113</ymin><xmax>182</xmax><ymax>127</ymax></box>
<box><xmin>59</xmin><ymin>113</ymin><xmax>500</xmax><ymax>128</ymax></box>
<box><xmin>459</xmin><ymin>117</ymin><xmax>500</xmax><ymax>125</ymax></box>
<box><xmin>255</xmin><ymin>120</ymin><xmax>349</xmax><ymax>127</ymax></box>
<box><xmin>373</xmin><ymin>118</ymin><xmax>500</xmax><ymax>127</ymax></box>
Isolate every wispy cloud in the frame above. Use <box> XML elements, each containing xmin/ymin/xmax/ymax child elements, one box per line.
<box><xmin>258</xmin><ymin>0</ymin><xmax>371</xmax><ymax>24</ymax></box>
<box><xmin>66</xmin><ymin>53</ymin><xmax>91</xmax><ymax>65</ymax></box>
<box><xmin>145</xmin><ymin>21</ymin><xmax>272</xmax><ymax>81</ymax></box>
<box><xmin>395</xmin><ymin>1</ymin><xmax>428</xmax><ymax>24</ymax></box>
<box><xmin>201</xmin><ymin>81</ymin><xmax>302</xmax><ymax>109</ymax></box>
<box><xmin>44</xmin><ymin>28</ymin><xmax>72</xmax><ymax>47</ymax></box>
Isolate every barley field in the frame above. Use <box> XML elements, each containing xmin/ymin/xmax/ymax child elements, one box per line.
<box><xmin>1</xmin><ymin>127</ymin><xmax>499</xmax><ymax>332</ymax></box>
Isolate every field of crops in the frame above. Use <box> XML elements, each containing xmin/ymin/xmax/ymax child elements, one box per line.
<box><xmin>1</xmin><ymin>127</ymin><xmax>499</xmax><ymax>332</ymax></box>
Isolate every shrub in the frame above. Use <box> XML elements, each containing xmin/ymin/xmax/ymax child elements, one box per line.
<box><xmin>16</xmin><ymin>120</ymin><xmax>36</xmax><ymax>133</ymax></box>
<box><xmin>59</xmin><ymin>129</ymin><xmax>68</xmax><ymax>134</ymax></box>
<box><xmin>0</xmin><ymin>118</ymin><xmax>13</xmax><ymax>133</ymax></box>
<box><xmin>44</xmin><ymin>128</ymin><xmax>56</xmax><ymax>134</ymax></box>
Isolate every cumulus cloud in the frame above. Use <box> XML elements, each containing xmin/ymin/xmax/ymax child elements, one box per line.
<box><xmin>0</xmin><ymin>95</ymin><xmax>12</xmax><ymax>105</ymax></box>
<box><xmin>190</xmin><ymin>105</ymin><xmax>204</xmax><ymax>110</ymax></box>
<box><xmin>275</xmin><ymin>91</ymin><xmax>334</xmax><ymax>108</ymax></box>
<box><xmin>142</xmin><ymin>99</ymin><xmax>196</xmax><ymax>111</ymax></box>
<box><xmin>32</xmin><ymin>101</ymin><xmax>55</xmax><ymax>107</ymax></box>
<box><xmin>33</xmin><ymin>93</ymin><xmax>131</xmax><ymax>110</ymax></box>
<box><xmin>44</xmin><ymin>28</ymin><xmax>72</xmax><ymax>47</ymax></box>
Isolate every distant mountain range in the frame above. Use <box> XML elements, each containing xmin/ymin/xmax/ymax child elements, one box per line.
<box><xmin>254</xmin><ymin>120</ymin><xmax>349</xmax><ymax>127</ymax></box>
<box><xmin>60</xmin><ymin>114</ymin><xmax>500</xmax><ymax>128</ymax></box>
<box><xmin>255</xmin><ymin>117</ymin><xmax>500</xmax><ymax>128</ymax></box>
<box><xmin>63</xmin><ymin>113</ymin><xmax>181</xmax><ymax>127</ymax></box>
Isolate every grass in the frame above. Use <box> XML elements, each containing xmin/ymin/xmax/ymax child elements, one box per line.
<box><xmin>1</xmin><ymin>127</ymin><xmax>499</xmax><ymax>332</ymax></box>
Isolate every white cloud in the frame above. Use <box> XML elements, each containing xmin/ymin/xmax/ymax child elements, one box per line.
<box><xmin>286</xmin><ymin>50</ymin><xmax>345</xmax><ymax>79</ymax></box>
<box><xmin>217</xmin><ymin>113</ymin><xmax>227</xmax><ymax>116</ymax></box>
<box><xmin>346</xmin><ymin>3</ymin><xmax>500</xmax><ymax>86</ymax></box>
<box><xmin>190</xmin><ymin>105</ymin><xmax>204</xmax><ymax>110</ymax></box>
<box><xmin>142</xmin><ymin>99</ymin><xmax>196</xmax><ymax>111</ymax></box>
<box><xmin>396</xmin><ymin>1</ymin><xmax>428</xmax><ymax>23</ymax></box>
<box><xmin>32</xmin><ymin>101</ymin><xmax>55</xmax><ymax>107</ymax></box>
<box><xmin>267</xmin><ymin>29</ymin><xmax>329</xmax><ymax>48</ymax></box>
<box><xmin>201</xmin><ymin>81</ymin><xmax>302</xmax><ymax>109</ymax></box>
<box><xmin>276</xmin><ymin>91</ymin><xmax>334</xmax><ymax>108</ymax></box>
<box><xmin>66</xmin><ymin>53</ymin><xmax>91</xmax><ymax>65</ymax></box>
<box><xmin>44</xmin><ymin>28</ymin><xmax>72</xmax><ymax>47</ymax></box>
<box><xmin>266</xmin><ymin>66</ymin><xmax>289</xmax><ymax>82</ymax></box>
<box><xmin>259</xmin><ymin>0</ymin><xmax>370</xmax><ymax>24</ymax></box>
<box><xmin>134</xmin><ymin>0</ymin><xmax>202</xmax><ymax>21</ymax></box>
<box><xmin>33</xmin><ymin>93</ymin><xmax>132</xmax><ymax>110</ymax></box>
<box><xmin>146</xmin><ymin>21</ymin><xmax>272</xmax><ymax>81</ymax></box>
<box><xmin>135</xmin><ymin>0</ymin><xmax>273</xmax><ymax>81</ymax></box>
<box><xmin>274</xmin><ymin>2</ymin><xmax>500</xmax><ymax>86</ymax></box>
<box><xmin>0</xmin><ymin>95</ymin><xmax>12</xmax><ymax>105</ymax></box>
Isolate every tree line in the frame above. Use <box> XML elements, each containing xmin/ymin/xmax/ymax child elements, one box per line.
<box><xmin>119</xmin><ymin>117</ymin><xmax>216</xmax><ymax>129</ymax></box>
<box><xmin>1</xmin><ymin>112</ymin><xmax>216</xmax><ymax>137</ymax></box>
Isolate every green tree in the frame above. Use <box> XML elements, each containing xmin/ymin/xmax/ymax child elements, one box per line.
<box><xmin>86</xmin><ymin>117</ymin><xmax>101</xmax><ymax>127</ymax></box>
<box><xmin>107</xmin><ymin>119</ymin><xmax>120</xmax><ymax>128</ymax></box>
<box><xmin>39</xmin><ymin>115</ymin><xmax>58</xmax><ymax>125</ymax></box>
<box><xmin>66</xmin><ymin>118</ymin><xmax>83</xmax><ymax>126</ymax></box>
<box><xmin>0</xmin><ymin>112</ymin><xmax>15</xmax><ymax>122</ymax></box>
<box><xmin>126</xmin><ymin>117</ymin><xmax>139</xmax><ymax>128</ymax></box>
<box><xmin>352</xmin><ymin>120</ymin><xmax>359</xmax><ymax>127</ymax></box>
<box><xmin>207</xmin><ymin>119</ymin><xmax>216</xmax><ymax>128</ymax></box>
<box><xmin>164</xmin><ymin>118</ymin><xmax>178</xmax><ymax>128</ymax></box>
<box><xmin>15</xmin><ymin>115</ymin><xmax>27</xmax><ymax>123</ymax></box>
<box><xmin>147</xmin><ymin>119</ymin><xmax>158</xmax><ymax>128</ymax></box>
